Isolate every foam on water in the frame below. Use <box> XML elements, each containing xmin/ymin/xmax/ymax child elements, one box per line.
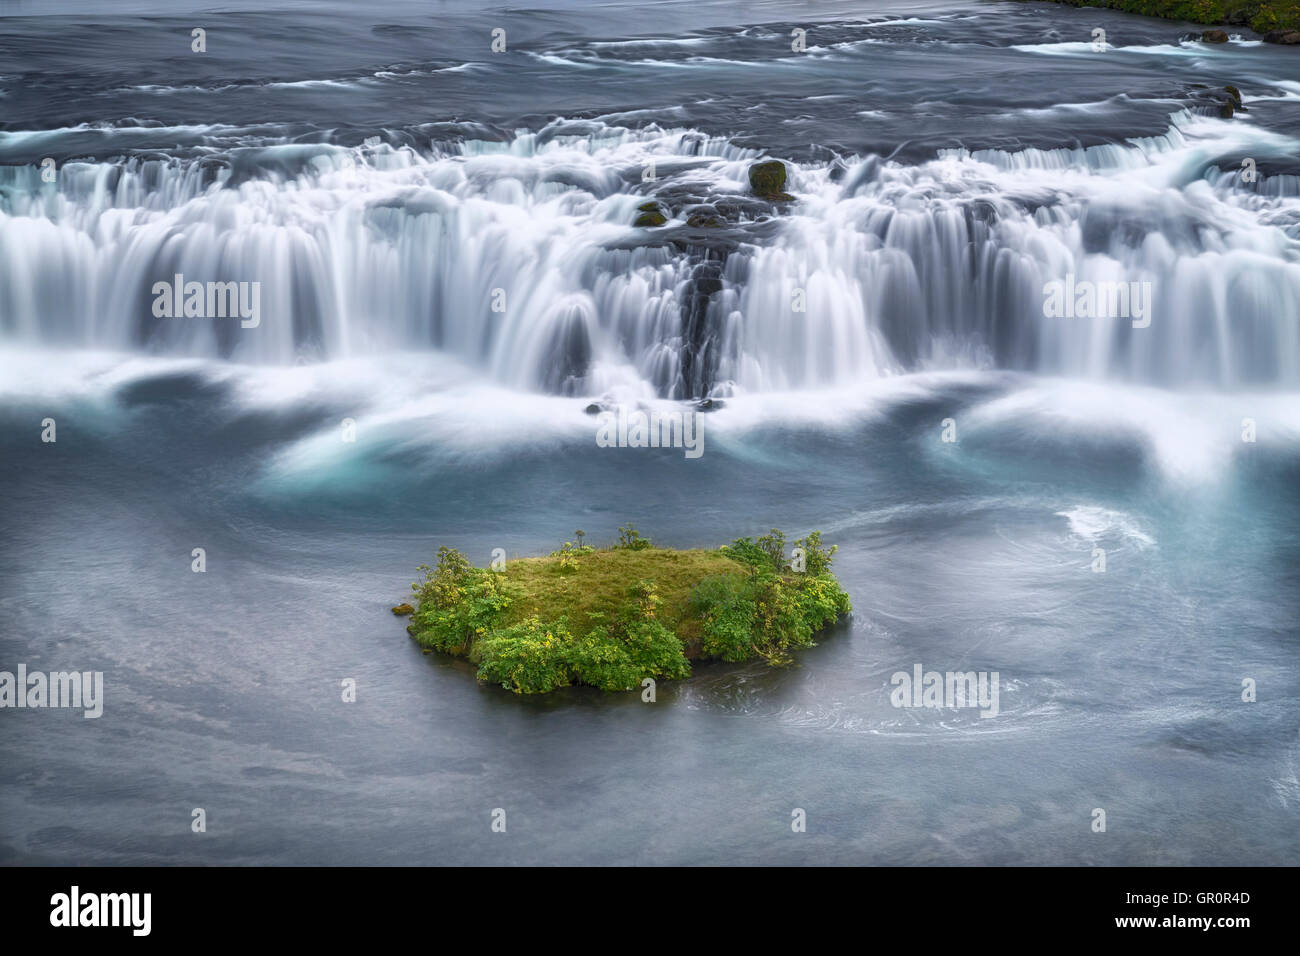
<box><xmin>5</xmin><ymin>348</ymin><xmax>1295</xmax><ymax>497</ymax></box>
<box><xmin>1056</xmin><ymin>505</ymin><xmax>1156</xmax><ymax>548</ymax></box>
<box><xmin>2</xmin><ymin>109</ymin><xmax>1297</xmax><ymax>397</ymax></box>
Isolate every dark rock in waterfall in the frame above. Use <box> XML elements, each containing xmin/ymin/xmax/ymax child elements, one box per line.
<box><xmin>712</xmin><ymin>196</ymin><xmax>771</xmax><ymax>221</ymax></box>
<box><xmin>1184</xmin><ymin>84</ymin><xmax>1244</xmax><ymax>119</ymax></box>
<box><xmin>1263</xmin><ymin>29</ymin><xmax>1300</xmax><ymax>44</ymax></box>
<box><xmin>693</xmin><ymin>398</ymin><xmax>726</xmax><ymax>412</ymax></box>
<box><xmin>197</xmin><ymin>156</ymin><xmax>232</xmax><ymax>188</ymax></box>
<box><xmin>669</xmin><ymin>236</ymin><xmax>739</xmax><ymax>258</ymax></box>
<box><xmin>539</xmin><ymin>306</ymin><xmax>592</xmax><ymax>393</ymax></box>
<box><xmin>1079</xmin><ymin>205</ymin><xmax>1153</xmax><ymax>253</ymax></box>
<box><xmin>634</xmin><ymin>201</ymin><xmax>669</xmax><ymax>227</ymax></box>
<box><xmin>966</xmin><ymin>199</ymin><xmax>1000</xmax><ymax>228</ymax></box>
<box><xmin>583</xmin><ymin>402</ymin><xmax>603</xmax><ymax>415</ymax></box>
<box><xmin>650</xmin><ymin>181</ymin><xmax>774</xmax><ymax>223</ymax></box>
<box><xmin>685</xmin><ymin>206</ymin><xmax>727</xmax><ymax>229</ymax></box>
<box><xmin>841</xmin><ymin>156</ymin><xmax>881</xmax><ymax>196</ymax></box>
<box><xmin>1202</xmin><ymin>29</ymin><xmax>1229</xmax><ymax>43</ymax></box>
<box><xmin>674</xmin><ymin>258</ymin><xmax>728</xmax><ymax>399</ymax></box>
<box><xmin>611</xmin><ymin>178</ymin><xmax>786</xmax><ymax>267</ymax></box>
<box><xmin>748</xmin><ymin>160</ymin><xmax>795</xmax><ymax>202</ymax></box>
<box><xmin>687</xmin><ymin>261</ymin><xmax>724</xmax><ymax>304</ymax></box>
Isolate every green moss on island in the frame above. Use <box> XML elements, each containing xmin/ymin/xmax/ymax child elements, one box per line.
<box><xmin>402</xmin><ymin>526</ymin><xmax>851</xmax><ymax>694</ymax></box>
<box><xmin>1020</xmin><ymin>1</ymin><xmax>1300</xmax><ymax>36</ymax></box>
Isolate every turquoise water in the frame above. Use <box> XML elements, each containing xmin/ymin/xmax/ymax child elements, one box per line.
<box><xmin>1</xmin><ymin>0</ymin><xmax>1298</xmax><ymax>864</ymax></box>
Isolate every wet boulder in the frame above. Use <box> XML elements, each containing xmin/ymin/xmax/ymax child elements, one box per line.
<box><xmin>1263</xmin><ymin>29</ymin><xmax>1300</xmax><ymax>44</ymax></box>
<box><xmin>633</xmin><ymin>200</ymin><xmax>668</xmax><ymax>227</ymax></box>
<box><xmin>686</xmin><ymin>205</ymin><xmax>727</xmax><ymax>229</ymax></box>
<box><xmin>748</xmin><ymin>160</ymin><xmax>795</xmax><ymax>201</ymax></box>
<box><xmin>1185</xmin><ymin>83</ymin><xmax>1244</xmax><ymax>118</ymax></box>
<box><xmin>1202</xmin><ymin>29</ymin><xmax>1229</xmax><ymax>43</ymax></box>
<box><xmin>713</xmin><ymin>196</ymin><xmax>772</xmax><ymax>221</ymax></box>
<box><xmin>392</xmin><ymin>603</ymin><xmax>414</xmax><ymax>616</ymax></box>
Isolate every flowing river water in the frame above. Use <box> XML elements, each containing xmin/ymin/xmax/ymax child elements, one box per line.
<box><xmin>1</xmin><ymin>0</ymin><xmax>1298</xmax><ymax>864</ymax></box>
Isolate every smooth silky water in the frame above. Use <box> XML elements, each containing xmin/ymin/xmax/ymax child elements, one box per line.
<box><xmin>1</xmin><ymin>0</ymin><xmax>1298</xmax><ymax>864</ymax></box>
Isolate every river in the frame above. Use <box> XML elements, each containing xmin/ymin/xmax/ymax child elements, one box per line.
<box><xmin>1</xmin><ymin>0</ymin><xmax>1298</xmax><ymax>865</ymax></box>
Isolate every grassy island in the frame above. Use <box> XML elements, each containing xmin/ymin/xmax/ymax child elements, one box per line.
<box><xmin>1022</xmin><ymin>1</ymin><xmax>1300</xmax><ymax>36</ymax></box>
<box><xmin>398</xmin><ymin>526</ymin><xmax>851</xmax><ymax>694</ymax></box>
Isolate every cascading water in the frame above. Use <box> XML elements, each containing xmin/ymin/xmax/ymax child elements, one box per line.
<box><xmin>6</xmin><ymin>0</ymin><xmax>1300</xmax><ymax>870</ymax></box>
<box><xmin>3</xmin><ymin>108</ymin><xmax>1297</xmax><ymax>397</ymax></box>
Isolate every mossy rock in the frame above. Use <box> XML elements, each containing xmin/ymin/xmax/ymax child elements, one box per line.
<box><xmin>634</xmin><ymin>200</ymin><xmax>669</xmax><ymax>227</ymax></box>
<box><xmin>748</xmin><ymin>160</ymin><xmax>796</xmax><ymax>201</ymax></box>
<box><xmin>1202</xmin><ymin>28</ymin><xmax>1230</xmax><ymax>41</ymax></box>
<box><xmin>1225</xmin><ymin>84</ymin><xmax>1243</xmax><ymax>106</ymax></box>
<box><xmin>392</xmin><ymin>603</ymin><xmax>414</xmax><ymax>615</ymax></box>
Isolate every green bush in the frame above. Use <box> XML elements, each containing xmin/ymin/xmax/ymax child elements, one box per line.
<box><xmin>793</xmin><ymin>530</ymin><xmax>838</xmax><ymax>576</ymax></box>
<box><xmin>565</xmin><ymin>623</ymin><xmax>642</xmax><ymax>691</ymax></box>
<box><xmin>614</xmin><ymin>618</ymin><xmax>692</xmax><ymax>683</ymax></box>
<box><xmin>690</xmin><ymin>574</ymin><xmax>759</xmax><ymax>661</ymax></box>
<box><xmin>617</xmin><ymin>524</ymin><xmax>652</xmax><ymax>550</ymax></box>
<box><xmin>409</xmin><ymin>547</ymin><xmax>514</xmax><ymax>654</ymax></box>
<box><xmin>719</xmin><ymin>536</ymin><xmax>772</xmax><ymax>570</ymax></box>
<box><xmin>473</xmin><ymin>616</ymin><xmax>577</xmax><ymax>694</ymax></box>
<box><xmin>756</xmin><ymin>528</ymin><xmax>787</xmax><ymax>572</ymax></box>
<box><xmin>690</xmin><ymin>535</ymin><xmax>852</xmax><ymax>665</ymax></box>
<box><xmin>472</xmin><ymin>611</ymin><xmax>690</xmax><ymax>694</ymax></box>
<box><xmin>1016</xmin><ymin>1</ymin><xmax>1300</xmax><ymax>34</ymax></box>
<box><xmin>794</xmin><ymin>571</ymin><xmax>852</xmax><ymax>628</ymax></box>
<box><xmin>404</xmin><ymin>530</ymin><xmax>850</xmax><ymax>693</ymax></box>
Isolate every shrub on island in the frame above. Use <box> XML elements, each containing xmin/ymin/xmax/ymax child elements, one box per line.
<box><xmin>1018</xmin><ymin>1</ymin><xmax>1300</xmax><ymax>38</ymax></box>
<box><xmin>403</xmin><ymin>527</ymin><xmax>851</xmax><ymax>694</ymax></box>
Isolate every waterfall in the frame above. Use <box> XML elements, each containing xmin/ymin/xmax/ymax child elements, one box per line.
<box><xmin>2</xmin><ymin>112</ymin><xmax>1297</xmax><ymax>396</ymax></box>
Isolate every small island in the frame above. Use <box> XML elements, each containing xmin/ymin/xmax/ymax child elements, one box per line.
<box><xmin>395</xmin><ymin>526</ymin><xmax>851</xmax><ymax>694</ymax></box>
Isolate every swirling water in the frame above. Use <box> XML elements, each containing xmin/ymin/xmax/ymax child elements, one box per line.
<box><xmin>1</xmin><ymin>0</ymin><xmax>1298</xmax><ymax>864</ymax></box>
